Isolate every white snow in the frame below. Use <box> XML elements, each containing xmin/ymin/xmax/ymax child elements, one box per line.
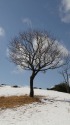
<box><xmin>0</xmin><ymin>85</ymin><xmax>70</xmax><ymax>125</ymax></box>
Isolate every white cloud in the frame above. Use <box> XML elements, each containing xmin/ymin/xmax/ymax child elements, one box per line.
<box><xmin>33</xmin><ymin>38</ymin><xmax>68</xmax><ymax>57</ymax></box>
<box><xmin>0</xmin><ymin>27</ymin><xmax>5</xmax><ymax>36</ymax></box>
<box><xmin>11</xmin><ymin>65</ymin><xmax>23</xmax><ymax>74</ymax></box>
<box><xmin>32</xmin><ymin>37</ymin><xmax>69</xmax><ymax>67</ymax></box>
<box><xmin>17</xmin><ymin>65</ymin><xmax>23</xmax><ymax>72</ymax></box>
<box><xmin>59</xmin><ymin>0</ymin><xmax>70</xmax><ymax>23</ymax></box>
<box><xmin>22</xmin><ymin>18</ymin><xmax>32</xmax><ymax>28</ymax></box>
<box><xmin>6</xmin><ymin>48</ymin><xmax>9</xmax><ymax>57</ymax></box>
<box><xmin>6</xmin><ymin>48</ymin><xmax>23</xmax><ymax>74</ymax></box>
<box><xmin>56</xmin><ymin>41</ymin><xmax>69</xmax><ymax>57</ymax></box>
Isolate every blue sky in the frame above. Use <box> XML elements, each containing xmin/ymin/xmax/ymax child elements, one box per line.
<box><xmin>0</xmin><ymin>0</ymin><xmax>70</xmax><ymax>88</ymax></box>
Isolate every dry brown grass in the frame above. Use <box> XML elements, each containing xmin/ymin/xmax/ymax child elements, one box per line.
<box><xmin>0</xmin><ymin>95</ymin><xmax>40</xmax><ymax>109</ymax></box>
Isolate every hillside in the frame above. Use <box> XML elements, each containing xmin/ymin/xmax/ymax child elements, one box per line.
<box><xmin>0</xmin><ymin>85</ymin><xmax>70</xmax><ymax>125</ymax></box>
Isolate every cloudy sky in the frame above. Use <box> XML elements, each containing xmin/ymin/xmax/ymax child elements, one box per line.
<box><xmin>0</xmin><ymin>0</ymin><xmax>70</xmax><ymax>88</ymax></box>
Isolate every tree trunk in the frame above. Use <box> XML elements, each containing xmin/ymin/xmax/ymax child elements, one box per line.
<box><xmin>29</xmin><ymin>71</ymin><xmax>39</xmax><ymax>97</ymax></box>
<box><xmin>66</xmin><ymin>83</ymin><xmax>70</xmax><ymax>93</ymax></box>
<box><xmin>30</xmin><ymin>75</ymin><xmax>34</xmax><ymax>97</ymax></box>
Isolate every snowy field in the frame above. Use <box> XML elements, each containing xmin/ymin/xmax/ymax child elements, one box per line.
<box><xmin>0</xmin><ymin>85</ymin><xmax>70</xmax><ymax>125</ymax></box>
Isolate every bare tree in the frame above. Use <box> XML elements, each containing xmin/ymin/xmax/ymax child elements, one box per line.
<box><xmin>9</xmin><ymin>30</ymin><xmax>66</xmax><ymax>97</ymax></box>
<box><xmin>59</xmin><ymin>54</ymin><xmax>70</xmax><ymax>93</ymax></box>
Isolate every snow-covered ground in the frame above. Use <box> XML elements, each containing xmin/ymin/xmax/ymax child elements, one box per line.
<box><xmin>0</xmin><ymin>85</ymin><xmax>70</xmax><ymax>125</ymax></box>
